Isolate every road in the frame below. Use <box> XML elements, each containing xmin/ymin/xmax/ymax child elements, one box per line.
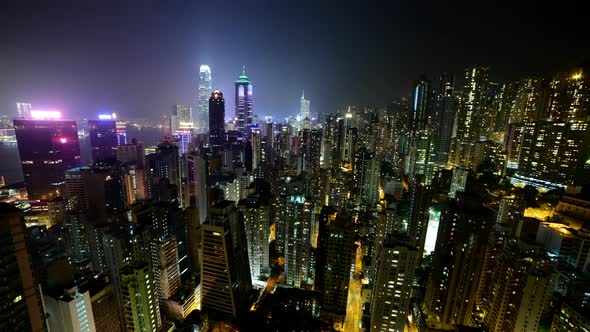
<box><xmin>342</xmin><ymin>241</ymin><xmax>364</xmax><ymax>332</ymax></box>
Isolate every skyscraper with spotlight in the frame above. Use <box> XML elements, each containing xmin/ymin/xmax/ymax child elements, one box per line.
<box><xmin>13</xmin><ymin>111</ymin><xmax>81</xmax><ymax>211</ymax></box>
<box><xmin>235</xmin><ymin>67</ymin><xmax>253</xmax><ymax>134</ymax></box>
<box><xmin>198</xmin><ymin>65</ymin><xmax>212</xmax><ymax>133</ymax></box>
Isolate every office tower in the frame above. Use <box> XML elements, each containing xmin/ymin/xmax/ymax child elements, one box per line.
<box><xmin>482</xmin><ymin>242</ymin><xmax>554</xmax><ymax>332</ymax></box>
<box><xmin>235</xmin><ymin>67</ymin><xmax>253</xmax><ymax>134</ymax></box>
<box><xmin>64</xmin><ymin>167</ymin><xmax>110</xmax><ymax>221</ymax></box>
<box><xmin>209</xmin><ymin>90</ymin><xmax>225</xmax><ymax>153</ymax></box>
<box><xmin>170</xmin><ymin>107</ymin><xmax>179</xmax><ymax>133</ymax></box>
<box><xmin>300</xmin><ymin>90</ymin><xmax>310</xmax><ymax>120</ymax></box>
<box><xmin>175</xmin><ymin>104</ymin><xmax>193</xmax><ymax>130</ymax></box>
<box><xmin>201</xmin><ymin>201</ymin><xmax>251</xmax><ymax>319</ymax></box>
<box><xmin>14</xmin><ymin>111</ymin><xmax>81</xmax><ymax>211</ymax></box>
<box><xmin>239</xmin><ymin>194</ymin><xmax>271</xmax><ymax>281</ymax></box>
<box><xmin>115</xmin><ymin>119</ymin><xmax>127</xmax><ymax>145</ymax></box>
<box><xmin>151</xmin><ymin>235</ymin><xmax>181</xmax><ymax>300</ymax></box>
<box><xmin>175</xmin><ymin>129</ymin><xmax>192</xmax><ymax>155</ymax></box>
<box><xmin>120</xmin><ymin>262</ymin><xmax>161</xmax><ymax>332</ymax></box>
<box><xmin>315</xmin><ymin>208</ymin><xmax>355</xmax><ymax>314</ymax></box>
<box><xmin>198</xmin><ymin>64</ymin><xmax>212</xmax><ymax>133</ymax></box>
<box><xmin>88</xmin><ymin>117</ymin><xmax>118</xmax><ymax>162</ymax></box>
<box><xmin>284</xmin><ymin>195</ymin><xmax>313</xmax><ymax>288</ymax></box>
<box><xmin>407</xmin><ymin>179</ymin><xmax>433</xmax><ymax>256</ymax></box>
<box><xmin>423</xmin><ymin>196</ymin><xmax>494</xmax><ymax>330</ymax></box>
<box><xmin>16</xmin><ymin>102</ymin><xmax>32</xmax><ymax>119</ymax></box>
<box><xmin>42</xmin><ymin>286</ymin><xmax>96</xmax><ymax>332</ymax></box>
<box><xmin>0</xmin><ymin>203</ymin><xmax>44</xmax><ymax>332</ymax></box>
<box><xmin>370</xmin><ymin>235</ymin><xmax>419</xmax><ymax>332</ymax></box>
<box><xmin>432</xmin><ymin>73</ymin><xmax>458</xmax><ymax>165</ymax></box>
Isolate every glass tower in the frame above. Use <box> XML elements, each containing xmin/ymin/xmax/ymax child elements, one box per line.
<box><xmin>234</xmin><ymin>66</ymin><xmax>253</xmax><ymax>134</ymax></box>
<box><xmin>198</xmin><ymin>64</ymin><xmax>212</xmax><ymax>133</ymax></box>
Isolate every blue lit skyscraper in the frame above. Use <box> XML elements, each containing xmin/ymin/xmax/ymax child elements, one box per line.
<box><xmin>198</xmin><ymin>64</ymin><xmax>212</xmax><ymax>133</ymax></box>
<box><xmin>235</xmin><ymin>66</ymin><xmax>253</xmax><ymax>134</ymax></box>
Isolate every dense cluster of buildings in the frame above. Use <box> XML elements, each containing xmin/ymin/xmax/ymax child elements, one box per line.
<box><xmin>1</xmin><ymin>63</ymin><xmax>590</xmax><ymax>332</ymax></box>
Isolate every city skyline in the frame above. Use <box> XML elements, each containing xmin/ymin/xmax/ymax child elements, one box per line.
<box><xmin>1</xmin><ymin>1</ymin><xmax>589</xmax><ymax>120</ymax></box>
<box><xmin>1</xmin><ymin>2</ymin><xmax>590</xmax><ymax>332</ymax></box>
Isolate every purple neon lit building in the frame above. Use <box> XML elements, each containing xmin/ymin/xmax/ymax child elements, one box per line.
<box><xmin>13</xmin><ymin>111</ymin><xmax>81</xmax><ymax>211</ymax></box>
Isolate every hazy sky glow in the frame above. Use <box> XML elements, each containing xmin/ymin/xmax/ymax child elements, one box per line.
<box><xmin>1</xmin><ymin>0</ymin><xmax>588</xmax><ymax>121</ymax></box>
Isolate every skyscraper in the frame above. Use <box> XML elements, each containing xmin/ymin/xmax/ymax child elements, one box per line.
<box><xmin>370</xmin><ymin>235</ymin><xmax>419</xmax><ymax>332</ymax></box>
<box><xmin>235</xmin><ymin>67</ymin><xmax>253</xmax><ymax>134</ymax></box>
<box><xmin>201</xmin><ymin>201</ymin><xmax>252</xmax><ymax>320</ymax></box>
<box><xmin>88</xmin><ymin>116</ymin><xmax>118</xmax><ymax>162</ymax></box>
<box><xmin>209</xmin><ymin>90</ymin><xmax>225</xmax><ymax>153</ymax></box>
<box><xmin>284</xmin><ymin>195</ymin><xmax>312</xmax><ymax>288</ymax></box>
<box><xmin>239</xmin><ymin>194</ymin><xmax>271</xmax><ymax>281</ymax></box>
<box><xmin>42</xmin><ymin>286</ymin><xmax>96</xmax><ymax>332</ymax></box>
<box><xmin>315</xmin><ymin>207</ymin><xmax>355</xmax><ymax>314</ymax></box>
<box><xmin>13</xmin><ymin>111</ymin><xmax>81</xmax><ymax>211</ymax></box>
<box><xmin>197</xmin><ymin>64</ymin><xmax>212</xmax><ymax>133</ymax></box>
<box><xmin>300</xmin><ymin>90</ymin><xmax>310</xmax><ymax>120</ymax></box>
<box><xmin>120</xmin><ymin>262</ymin><xmax>161</xmax><ymax>332</ymax></box>
<box><xmin>175</xmin><ymin>104</ymin><xmax>193</xmax><ymax>130</ymax></box>
<box><xmin>0</xmin><ymin>203</ymin><xmax>44</xmax><ymax>332</ymax></box>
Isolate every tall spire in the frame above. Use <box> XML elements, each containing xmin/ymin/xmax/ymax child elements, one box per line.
<box><xmin>242</xmin><ymin>65</ymin><xmax>246</xmax><ymax>76</ymax></box>
<box><xmin>302</xmin><ymin>90</ymin><xmax>305</xmax><ymax>99</ymax></box>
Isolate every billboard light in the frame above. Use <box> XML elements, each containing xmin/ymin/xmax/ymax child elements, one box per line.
<box><xmin>31</xmin><ymin>110</ymin><xmax>62</xmax><ymax>120</ymax></box>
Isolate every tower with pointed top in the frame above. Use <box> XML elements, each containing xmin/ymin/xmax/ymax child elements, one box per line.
<box><xmin>235</xmin><ymin>66</ymin><xmax>253</xmax><ymax>135</ymax></box>
<box><xmin>299</xmin><ymin>90</ymin><xmax>310</xmax><ymax>120</ymax></box>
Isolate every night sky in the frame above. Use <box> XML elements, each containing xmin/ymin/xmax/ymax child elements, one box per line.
<box><xmin>1</xmin><ymin>0</ymin><xmax>588</xmax><ymax>121</ymax></box>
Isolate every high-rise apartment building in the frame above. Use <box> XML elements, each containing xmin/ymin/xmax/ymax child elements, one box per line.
<box><xmin>239</xmin><ymin>194</ymin><xmax>271</xmax><ymax>281</ymax></box>
<box><xmin>120</xmin><ymin>262</ymin><xmax>161</xmax><ymax>332</ymax></box>
<box><xmin>43</xmin><ymin>286</ymin><xmax>96</xmax><ymax>332</ymax></box>
<box><xmin>299</xmin><ymin>90</ymin><xmax>310</xmax><ymax>120</ymax></box>
<box><xmin>284</xmin><ymin>195</ymin><xmax>313</xmax><ymax>288</ymax></box>
<box><xmin>315</xmin><ymin>207</ymin><xmax>355</xmax><ymax>314</ymax></box>
<box><xmin>0</xmin><ymin>203</ymin><xmax>44</xmax><ymax>332</ymax></box>
<box><xmin>370</xmin><ymin>235</ymin><xmax>419</xmax><ymax>332</ymax></box>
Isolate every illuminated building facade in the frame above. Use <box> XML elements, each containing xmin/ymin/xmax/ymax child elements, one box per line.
<box><xmin>234</xmin><ymin>67</ymin><xmax>253</xmax><ymax>134</ymax></box>
<box><xmin>370</xmin><ymin>235</ymin><xmax>418</xmax><ymax>332</ymax></box>
<box><xmin>198</xmin><ymin>64</ymin><xmax>212</xmax><ymax>133</ymax></box>
<box><xmin>14</xmin><ymin>112</ymin><xmax>81</xmax><ymax>211</ymax></box>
